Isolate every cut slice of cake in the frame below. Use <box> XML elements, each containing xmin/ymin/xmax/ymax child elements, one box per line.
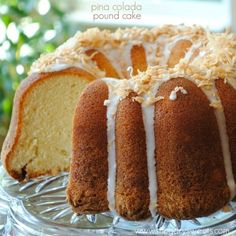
<box><xmin>1</xmin><ymin>68</ymin><xmax>95</xmax><ymax>180</ymax></box>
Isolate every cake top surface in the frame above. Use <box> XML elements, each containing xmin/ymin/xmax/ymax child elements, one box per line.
<box><xmin>102</xmin><ymin>28</ymin><xmax>236</xmax><ymax>104</ymax></box>
<box><xmin>176</xmin><ymin>31</ymin><xmax>236</xmax><ymax>82</ymax></box>
<box><xmin>29</xmin><ymin>25</ymin><xmax>206</xmax><ymax>75</ymax></box>
<box><xmin>29</xmin><ymin>25</ymin><xmax>236</xmax><ymax>100</ymax></box>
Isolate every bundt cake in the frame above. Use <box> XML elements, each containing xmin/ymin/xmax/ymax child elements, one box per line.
<box><xmin>67</xmin><ymin>31</ymin><xmax>236</xmax><ymax>220</ymax></box>
<box><xmin>1</xmin><ymin>25</ymin><xmax>205</xmax><ymax>180</ymax></box>
<box><xmin>2</xmin><ymin>25</ymin><xmax>236</xmax><ymax>221</ymax></box>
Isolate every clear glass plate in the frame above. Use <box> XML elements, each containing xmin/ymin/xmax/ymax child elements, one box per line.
<box><xmin>0</xmin><ymin>165</ymin><xmax>236</xmax><ymax>235</ymax></box>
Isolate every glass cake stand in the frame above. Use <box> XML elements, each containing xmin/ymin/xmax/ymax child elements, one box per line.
<box><xmin>0</xmin><ymin>165</ymin><xmax>236</xmax><ymax>236</ymax></box>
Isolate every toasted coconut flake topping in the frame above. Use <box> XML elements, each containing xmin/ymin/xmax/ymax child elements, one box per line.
<box><xmin>169</xmin><ymin>86</ymin><xmax>188</xmax><ymax>101</ymax></box>
<box><xmin>29</xmin><ymin>25</ymin><xmax>236</xmax><ymax>110</ymax></box>
<box><xmin>175</xmin><ymin>31</ymin><xmax>236</xmax><ymax>83</ymax></box>
<box><xmin>28</xmin><ymin>25</ymin><xmax>206</xmax><ymax>76</ymax></box>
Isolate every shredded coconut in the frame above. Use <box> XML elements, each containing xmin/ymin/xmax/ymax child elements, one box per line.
<box><xmin>127</xmin><ymin>66</ymin><xmax>134</xmax><ymax>77</ymax></box>
<box><xmin>104</xmin><ymin>99</ymin><xmax>110</xmax><ymax>106</ymax></box>
<box><xmin>28</xmin><ymin>25</ymin><xmax>206</xmax><ymax>76</ymax></box>
<box><xmin>169</xmin><ymin>86</ymin><xmax>188</xmax><ymax>101</ymax></box>
<box><xmin>28</xmin><ymin>25</ymin><xmax>236</xmax><ymax>109</ymax></box>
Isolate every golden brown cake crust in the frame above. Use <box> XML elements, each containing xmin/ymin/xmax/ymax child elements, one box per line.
<box><xmin>67</xmin><ymin>80</ymin><xmax>109</xmax><ymax>214</ymax></box>
<box><xmin>155</xmin><ymin>78</ymin><xmax>229</xmax><ymax>219</ymax></box>
<box><xmin>115</xmin><ymin>92</ymin><xmax>150</xmax><ymax>220</ymax></box>
<box><xmin>1</xmin><ymin>67</ymin><xmax>95</xmax><ymax>180</ymax></box>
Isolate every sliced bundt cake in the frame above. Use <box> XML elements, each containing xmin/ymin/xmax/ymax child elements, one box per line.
<box><xmin>2</xmin><ymin>25</ymin><xmax>205</xmax><ymax>180</ymax></box>
<box><xmin>2</xmin><ymin>25</ymin><xmax>236</xmax><ymax>221</ymax></box>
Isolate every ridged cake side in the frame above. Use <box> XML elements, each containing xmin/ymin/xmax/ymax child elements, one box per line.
<box><xmin>68</xmin><ymin>66</ymin><xmax>236</xmax><ymax>220</ymax></box>
<box><xmin>67</xmin><ymin>80</ymin><xmax>109</xmax><ymax>213</ymax></box>
<box><xmin>115</xmin><ymin>92</ymin><xmax>150</xmax><ymax>220</ymax></box>
<box><xmin>155</xmin><ymin>78</ymin><xmax>229</xmax><ymax>219</ymax></box>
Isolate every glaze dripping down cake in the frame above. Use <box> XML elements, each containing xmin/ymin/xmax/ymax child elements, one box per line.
<box><xmin>1</xmin><ymin>25</ymin><xmax>236</xmax><ymax>221</ymax></box>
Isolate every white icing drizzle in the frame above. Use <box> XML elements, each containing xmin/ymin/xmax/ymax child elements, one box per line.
<box><xmin>43</xmin><ymin>63</ymin><xmax>90</xmax><ymax>73</ymax></box>
<box><xmin>183</xmin><ymin>42</ymin><xmax>201</xmax><ymax>63</ymax></box>
<box><xmin>127</xmin><ymin>66</ymin><xmax>134</xmax><ymax>77</ymax></box>
<box><xmin>200</xmin><ymin>82</ymin><xmax>236</xmax><ymax>200</ymax></box>
<box><xmin>160</xmin><ymin>36</ymin><xmax>192</xmax><ymax>66</ymax></box>
<box><xmin>99</xmin><ymin>46</ymin><xmax>125</xmax><ymax>79</ymax></box>
<box><xmin>102</xmin><ymin>78</ymin><xmax>121</xmax><ymax>211</ymax></box>
<box><xmin>169</xmin><ymin>86</ymin><xmax>188</xmax><ymax>101</ymax></box>
<box><xmin>178</xmin><ymin>73</ymin><xmax>236</xmax><ymax>200</ymax></box>
<box><xmin>142</xmin><ymin>105</ymin><xmax>157</xmax><ymax>217</ymax></box>
<box><xmin>32</xmin><ymin>62</ymin><xmax>87</xmax><ymax>74</ymax></box>
<box><xmin>142</xmin><ymin>42</ymin><xmax>158</xmax><ymax>66</ymax></box>
<box><xmin>30</xmin><ymin>52</ymin><xmax>106</xmax><ymax>78</ymax></box>
<box><xmin>101</xmin><ymin>43</ymin><xmax>134</xmax><ymax>79</ymax></box>
<box><xmin>46</xmin><ymin>63</ymin><xmax>71</xmax><ymax>72</ymax></box>
<box><xmin>125</xmin><ymin>43</ymin><xmax>138</xmax><ymax>78</ymax></box>
<box><xmin>141</xmin><ymin>82</ymin><xmax>160</xmax><ymax>217</ymax></box>
<box><xmin>228</xmin><ymin>78</ymin><xmax>236</xmax><ymax>90</ymax></box>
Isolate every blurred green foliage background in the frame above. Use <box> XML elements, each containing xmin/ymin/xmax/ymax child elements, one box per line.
<box><xmin>0</xmin><ymin>0</ymin><xmax>78</xmax><ymax>147</ymax></box>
